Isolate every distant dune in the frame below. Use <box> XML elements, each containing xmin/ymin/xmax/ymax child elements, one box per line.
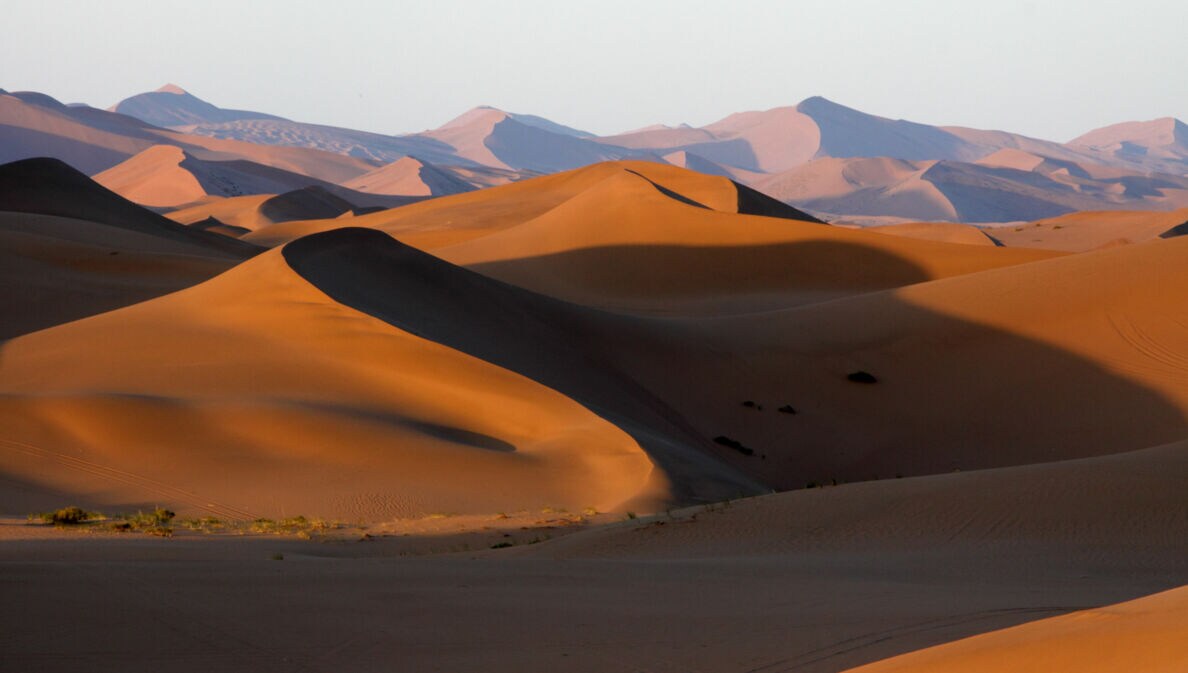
<box><xmin>0</xmin><ymin>89</ymin><xmax>376</xmax><ymax>181</ymax></box>
<box><xmin>108</xmin><ymin>84</ymin><xmax>285</xmax><ymax>128</ymax></box>
<box><xmin>341</xmin><ymin>155</ymin><xmax>477</xmax><ymax>197</ymax></box>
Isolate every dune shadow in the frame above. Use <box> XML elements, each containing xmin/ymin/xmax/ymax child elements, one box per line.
<box><xmin>282</xmin><ymin>227</ymin><xmax>1187</xmax><ymax>498</ymax></box>
<box><xmin>280</xmin><ymin>399</ymin><xmax>516</xmax><ymax>453</ymax></box>
<box><xmin>282</xmin><ymin>228</ymin><xmax>768</xmax><ymax>503</ymax></box>
<box><xmin>469</xmin><ymin>239</ymin><xmax>935</xmax><ymax>305</ymax></box>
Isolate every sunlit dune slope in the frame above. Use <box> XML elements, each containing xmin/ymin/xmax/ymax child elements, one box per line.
<box><xmin>990</xmin><ymin>207</ymin><xmax>1188</xmax><ymax>252</ymax></box>
<box><xmin>244</xmin><ymin>160</ymin><xmax>814</xmax><ymax>246</ymax></box>
<box><xmin>165</xmin><ymin>194</ymin><xmax>275</xmax><ymax>231</ymax></box>
<box><xmin>0</xmin><ymin>235</ymin><xmax>668</xmax><ymax>519</ymax></box>
<box><xmin>869</xmin><ymin>221</ymin><xmax>1000</xmax><ymax>246</ymax></box>
<box><xmin>842</xmin><ymin>584</ymin><xmax>1188</xmax><ymax>673</ymax></box>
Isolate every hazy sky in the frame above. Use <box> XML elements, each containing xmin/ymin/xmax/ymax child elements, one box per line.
<box><xmin>3</xmin><ymin>0</ymin><xmax>1185</xmax><ymax>141</ymax></box>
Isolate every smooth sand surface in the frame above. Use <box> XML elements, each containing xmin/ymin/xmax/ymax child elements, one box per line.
<box><xmin>869</xmin><ymin>221</ymin><xmax>999</xmax><ymax>246</ymax></box>
<box><xmin>166</xmin><ymin>194</ymin><xmax>275</xmax><ymax>231</ymax></box>
<box><xmin>843</xmin><ymin>585</ymin><xmax>1188</xmax><ymax>673</ymax></box>
<box><xmin>94</xmin><ymin>145</ymin><xmax>208</xmax><ymax>207</ymax></box>
<box><xmin>0</xmin><ymin>243</ymin><xmax>663</xmax><ymax>520</ymax></box>
<box><xmin>0</xmin><ymin>158</ymin><xmax>256</xmax><ymax>337</ymax></box>
<box><xmin>341</xmin><ymin>155</ymin><xmax>476</xmax><ymax>197</ymax></box>
<box><xmin>0</xmin><ymin>212</ymin><xmax>239</xmax><ymax>338</ymax></box>
<box><xmin>596</xmin><ymin>235</ymin><xmax>1188</xmax><ymax>489</ymax></box>
<box><xmin>990</xmin><ymin>207</ymin><xmax>1188</xmax><ymax>251</ymax></box>
<box><xmin>1</xmin><ymin>441</ymin><xmax>1182</xmax><ymax>673</ymax></box>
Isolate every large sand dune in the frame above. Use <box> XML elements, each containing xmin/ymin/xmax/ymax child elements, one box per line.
<box><xmin>0</xmin><ymin>235</ymin><xmax>675</xmax><ymax>519</ymax></box>
<box><xmin>247</xmin><ymin>161</ymin><xmax>1055</xmax><ymax>313</ymax></box>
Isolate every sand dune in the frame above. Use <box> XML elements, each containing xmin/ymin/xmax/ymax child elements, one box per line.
<box><xmin>602</xmin><ymin>235</ymin><xmax>1188</xmax><ymax>489</ymax></box>
<box><xmin>93</xmin><ymin>145</ymin><xmax>208</xmax><ymax>206</ymax></box>
<box><xmin>989</xmin><ymin>207</ymin><xmax>1188</xmax><ymax>251</ymax></box>
<box><xmin>1070</xmin><ymin>117</ymin><xmax>1188</xmax><ymax>175</ymax></box>
<box><xmin>758</xmin><ymin>154</ymin><xmax>1188</xmax><ymax>223</ymax></box>
<box><xmin>0</xmin><ymin>157</ymin><xmax>258</xmax><ymax>256</ymax></box>
<box><xmin>660</xmin><ymin>149</ymin><xmax>768</xmax><ymax>185</ymax></box>
<box><xmin>241</xmin><ymin>160</ymin><xmax>760</xmax><ymax>248</ymax></box>
<box><xmin>869</xmin><ymin>221</ymin><xmax>1000</xmax><ymax>246</ymax></box>
<box><xmin>435</xmin><ymin>163</ymin><xmax>1055</xmax><ymax>313</ymax></box>
<box><xmin>247</xmin><ymin>161</ymin><xmax>1053</xmax><ymax>313</ymax></box>
<box><xmin>164</xmin><ymin>194</ymin><xmax>276</xmax><ymax>232</ymax></box>
<box><xmin>341</xmin><ymin>155</ymin><xmax>477</xmax><ymax>196</ymax></box>
<box><xmin>165</xmin><ymin>186</ymin><xmax>417</xmax><ymax>234</ymax></box>
<box><xmin>532</xmin><ymin>439</ymin><xmax>1188</xmax><ymax>559</ymax></box>
<box><xmin>844</xmin><ymin>585</ymin><xmax>1188</xmax><ymax>673</ymax></box>
<box><xmin>0</xmin><ymin>235</ymin><xmax>675</xmax><ymax>520</ymax></box>
<box><xmin>0</xmin><ymin>89</ymin><xmax>378</xmax><ymax>183</ymax></box>
<box><xmin>421</xmin><ymin>106</ymin><xmax>640</xmax><ymax>173</ymax></box>
<box><xmin>0</xmin><ymin>212</ymin><xmax>239</xmax><ymax>339</ymax></box>
<box><xmin>108</xmin><ymin>84</ymin><xmax>284</xmax><ymax>127</ymax></box>
<box><xmin>94</xmin><ymin>144</ymin><xmax>415</xmax><ymax>209</ymax></box>
<box><xmin>0</xmin><ymin>157</ymin><xmax>255</xmax><ymax>338</ymax></box>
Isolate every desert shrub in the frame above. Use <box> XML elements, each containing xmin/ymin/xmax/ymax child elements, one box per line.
<box><xmin>180</xmin><ymin>516</ymin><xmax>225</xmax><ymax>532</ymax></box>
<box><xmin>36</xmin><ymin>506</ymin><xmax>101</xmax><ymax>525</ymax></box>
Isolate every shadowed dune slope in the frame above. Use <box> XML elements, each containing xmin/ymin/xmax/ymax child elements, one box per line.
<box><xmin>0</xmin><ymin>157</ymin><xmax>259</xmax><ymax>257</ymax></box>
<box><xmin>0</xmin><ymin>237</ymin><xmax>675</xmax><ymax>520</ymax></box>
<box><xmin>528</xmin><ymin>440</ymin><xmax>1188</xmax><ymax>559</ymax></box>
<box><xmin>0</xmin><ymin>212</ymin><xmax>240</xmax><ymax>338</ymax></box>
<box><xmin>279</xmin><ymin>228</ymin><xmax>763</xmax><ymax>504</ymax></box>
<box><xmin>165</xmin><ymin>187</ymin><xmax>421</xmax><ymax>234</ymax></box>
<box><xmin>596</xmin><ymin>236</ymin><xmax>1188</xmax><ymax>488</ymax></box>
<box><xmin>843</xmin><ymin>584</ymin><xmax>1188</xmax><ymax>673</ymax></box>
<box><xmin>109</xmin><ymin>84</ymin><xmax>284</xmax><ymax>127</ymax></box>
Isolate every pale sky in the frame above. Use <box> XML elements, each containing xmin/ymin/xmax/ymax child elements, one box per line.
<box><xmin>3</xmin><ymin>0</ymin><xmax>1185</xmax><ymax>141</ymax></box>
